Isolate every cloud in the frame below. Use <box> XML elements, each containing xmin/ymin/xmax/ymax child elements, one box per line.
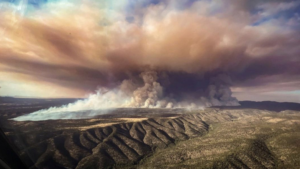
<box><xmin>0</xmin><ymin>0</ymin><xmax>299</xmax><ymax>102</ymax></box>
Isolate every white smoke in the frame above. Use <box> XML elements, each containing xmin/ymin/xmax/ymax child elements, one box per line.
<box><xmin>130</xmin><ymin>71</ymin><xmax>166</xmax><ymax>108</ymax></box>
<box><xmin>13</xmin><ymin>88</ymin><xmax>132</xmax><ymax>121</ymax></box>
<box><xmin>13</xmin><ymin>71</ymin><xmax>239</xmax><ymax>121</ymax></box>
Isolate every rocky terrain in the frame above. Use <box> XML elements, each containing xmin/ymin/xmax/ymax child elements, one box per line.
<box><xmin>1</xmin><ymin>98</ymin><xmax>300</xmax><ymax>169</ymax></box>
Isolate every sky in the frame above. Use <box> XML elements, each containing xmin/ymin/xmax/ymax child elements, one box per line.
<box><xmin>0</xmin><ymin>0</ymin><xmax>300</xmax><ymax>103</ymax></box>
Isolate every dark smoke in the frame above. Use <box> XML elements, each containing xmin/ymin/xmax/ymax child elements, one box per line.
<box><xmin>14</xmin><ymin>69</ymin><xmax>239</xmax><ymax>121</ymax></box>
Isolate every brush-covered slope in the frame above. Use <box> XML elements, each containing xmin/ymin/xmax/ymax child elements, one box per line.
<box><xmin>4</xmin><ymin>108</ymin><xmax>300</xmax><ymax>169</ymax></box>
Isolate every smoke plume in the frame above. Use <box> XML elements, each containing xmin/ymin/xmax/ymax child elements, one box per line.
<box><xmin>13</xmin><ymin>70</ymin><xmax>239</xmax><ymax>121</ymax></box>
<box><xmin>4</xmin><ymin>0</ymin><xmax>300</xmax><ymax>120</ymax></box>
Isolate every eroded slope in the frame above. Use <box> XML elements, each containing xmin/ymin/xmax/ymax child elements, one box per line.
<box><xmin>5</xmin><ymin>109</ymin><xmax>300</xmax><ymax>169</ymax></box>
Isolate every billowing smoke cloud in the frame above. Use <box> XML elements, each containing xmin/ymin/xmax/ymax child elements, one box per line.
<box><xmin>130</xmin><ymin>70</ymin><xmax>164</xmax><ymax>107</ymax></box>
<box><xmin>14</xmin><ymin>70</ymin><xmax>239</xmax><ymax>121</ymax></box>
<box><xmin>2</xmin><ymin>0</ymin><xmax>300</xmax><ymax>120</ymax></box>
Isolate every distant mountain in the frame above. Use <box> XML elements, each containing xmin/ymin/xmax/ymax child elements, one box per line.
<box><xmin>0</xmin><ymin>96</ymin><xmax>80</xmax><ymax>104</ymax></box>
<box><xmin>212</xmin><ymin>101</ymin><xmax>300</xmax><ymax>112</ymax></box>
<box><xmin>238</xmin><ymin>101</ymin><xmax>300</xmax><ymax>112</ymax></box>
<box><xmin>213</xmin><ymin>101</ymin><xmax>300</xmax><ymax>112</ymax></box>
